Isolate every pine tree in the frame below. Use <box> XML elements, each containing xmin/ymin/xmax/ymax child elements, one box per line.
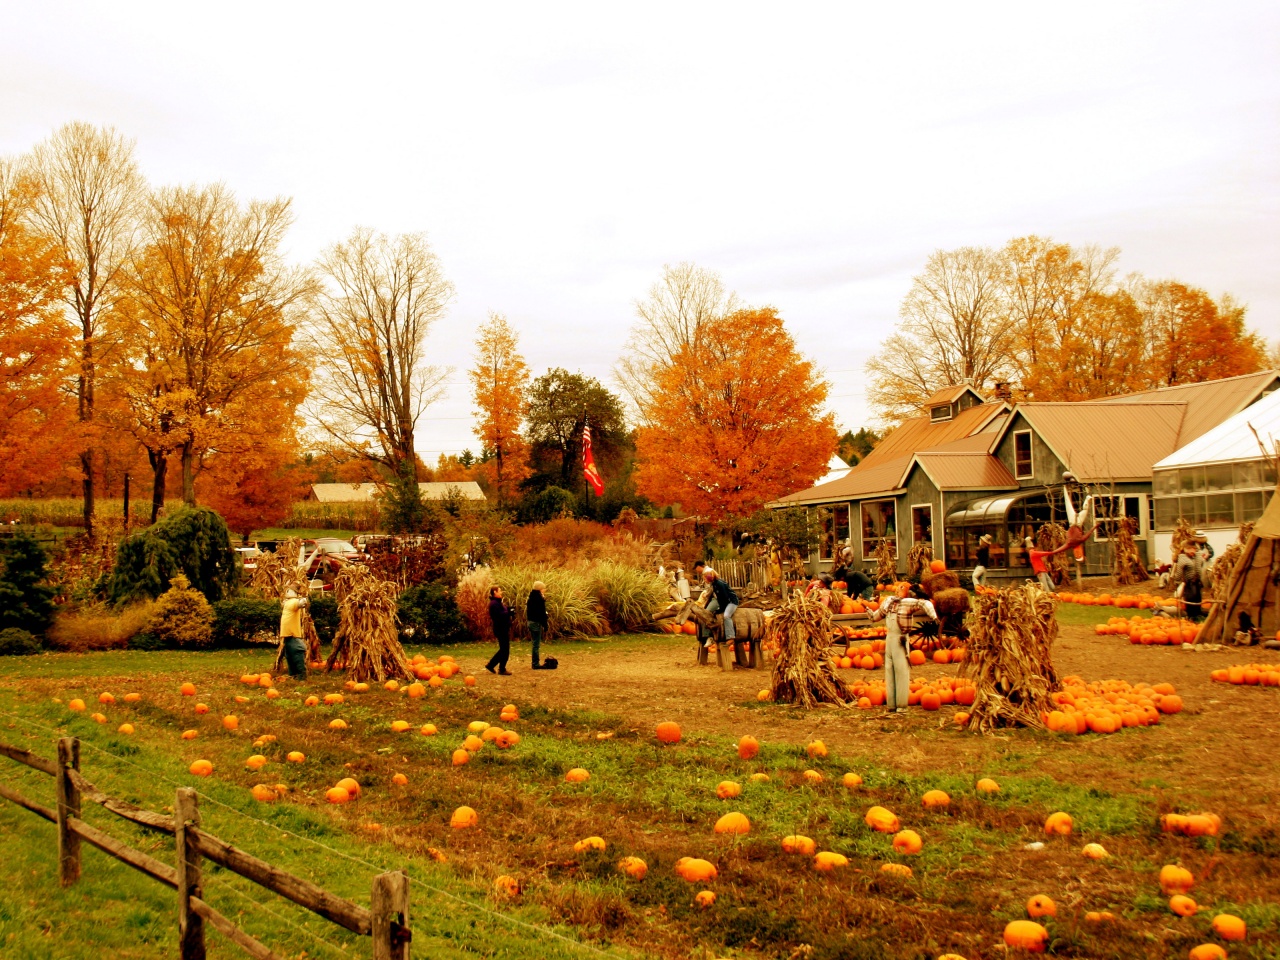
<box><xmin>0</xmin><ymin>533</ymin><xmax>56</xmax><ymax>635</ymax></box>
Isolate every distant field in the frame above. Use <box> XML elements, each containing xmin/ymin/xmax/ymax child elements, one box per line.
<box><xmin>0</xmin><ymin>498</ymin><xmax>378</xmax><ymax>537</ymax></box>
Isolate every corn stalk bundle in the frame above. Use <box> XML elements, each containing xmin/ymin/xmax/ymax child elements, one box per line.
<box><xmin>1035</xmin><ymin>523</ymin><xmax>1069</xmax><ymax>586</ymax></box>
<box><xmin>325</xmin><ymin>566</ymin><xmax>412</xmax><ymax>682</ymax></box>
<box><xmin>961</xmin><ymin>583</ymin><xmax>1061</xmax><ymax>733</ymax></box>
<box><xmin>1170</xmin><ymin>517</ymin><xmax>1197</xmax><ymax>560</ymax></box>
<box><xmin>906</xmin><ymin>543</ymin><xmax>933</xmax><ymax>580</ymax></box>
<box><xmin>873</xmin><ymin>537</ymin><xmax>897</xmax><ymax>585</ymax></box>
<box><xmin>1111</xmin><ymin>516</ymin><xmax>1150</xmax><ymax>585</ymax></box>
<box><xmin>768</xmin><ymin>592</ymin><xmax>855</xmax><ymax>708</ymax></box>
<box><xmin>1209</xmin><ymin>522</ymin><xmax>1253</xmax><ymax>603</ymax></box>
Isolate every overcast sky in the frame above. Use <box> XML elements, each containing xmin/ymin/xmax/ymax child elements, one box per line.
<box><xmin>4</xmin><ymin>2</ymin><xmax>1278</xmax><ymax>457</ymax></box>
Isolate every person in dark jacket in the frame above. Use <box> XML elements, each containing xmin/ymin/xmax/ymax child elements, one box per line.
<box><xmin>703</xmin><ymin>569</ymin><xmax>740</xmax><ymax>647</ymax></box>
<box><xmin>973</xmin><ymin>534</ymin><xmax>992</xmax><ymax>588</ymax></box>
<box><xmin>486</xmin><ymin>586</ymin><xmax>513</xmax><ymax>675</ymax></box>
<box><xmin>527</xmin><ymin>580</ymin><xmax>549</xmax><ymax>669</ymax></box>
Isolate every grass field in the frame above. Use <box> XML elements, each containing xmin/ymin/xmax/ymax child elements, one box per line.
<box><xmin>1</xmin><ymin>625</ymin><xmax>1277</xmax><ymax>960</ymax></box>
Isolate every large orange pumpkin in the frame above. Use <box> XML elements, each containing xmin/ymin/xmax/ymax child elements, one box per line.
<box><xmin>188</xmin><ymin>759</ymin><xmax>213</xmax><ymax>777</ymax></box>
<box><xmin>1189</xmin><ymin>947</ymin><xmax>1227</xmax><ymax>960</ymax></box>
<box><xmin>1211</xmin><ymin>914</ymin><xmax>1246</xmax><ymax>941</ymax></box>
<box><xmin>1169</xmin><ymin>895</ymin><xmax>1198</xmax><ymax>917</ymax></box>
<box><xmin>880</xmin><ymin>862</ymin><xmax>912</xmax><ymax>878</ymax></box>
<box><xmin>922</xmin><ymin>789</ymin><xmax>950</xmax><ymax>810</ymax></box>
<box><xmin>812</xmin><ymin>851</ymin><xmax>848</xmax><ymax>871</ymax></box>
<box><xmin>1003</xmin><ymin>920</ymin><xmax>1049</xmax><ymax>953</ymax></box>
<box><xmin>892</xmin><ymin>830</ymin><xmax>922</xmax><ymax>855</ymax></box>
<box><xmin>1044</xmin><ymin>811</ymin><xmax>1073</xmax><ymax>836</ymax></box>
<box><xmin>716</xmin><ymin>780</ymin><xmax>742</xmax><ymax>799</ymax></box>
<box><xmin>714</xmin><ymin>812</ymin><xmax>750</xmax><ymax>835</ymax></box>
<box><xmin>573</xmin><ymin>836</ymin><xmax>607</xmax><ymax>853</ymax></box>
<box><xmin>450</xmin><ymin>806</ymin><xmax>478</xmax><ymax>829</ymax></box>
<box><xmin>781</xmin><ymin>835</ymin><xmax>816</xmax><ymax>855</ymax></box>
<box><xmin>655</xmin><ymin>721</ymin><xmax>682</xmax><ymax>744</ymax></box>
<box><xmin>675</xmin><ymin>857</ymin><xmax>717</xmax><ymax>882</ymax></box>
<box><xmin>617</xmin><ymin>856</ymin><xmax>648</xmax><ymax>879</ymax></box>
<box><xmin>1159</xmin><ymin>864</ymin><xmax>1194</xmax><ymax>895</ymax></box>
<box><xmin>565</xmin><ymin>768</ymin><xmax>590</xmax><ymax>783</ymax></box>
<box><xmin>1026</xmin><ymin>895</ymin><xmax>1057</xmax><ymax>918</ymax></box>
<box><xmin>865</xmin><ymin>805</ymin><xmax>900</xmax><ymax>833</ymax></box>
<box><xmin>737</xmin><ymin>735</ymin><xmax>759</xmax><ymax>760</ymax></box>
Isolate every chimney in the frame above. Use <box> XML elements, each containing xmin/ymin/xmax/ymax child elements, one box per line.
<box><xmin>994</xmin><ymin>381</ymin><xmax>1013</xmax><ymax>402</ymax></box>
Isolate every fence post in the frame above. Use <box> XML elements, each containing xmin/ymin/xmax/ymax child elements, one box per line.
<box><xmin>370</xmin><ymin>870</ymin><xmax>410</xmax><ymax>960</ymax></box>
<box><xmin>55</xmin><ymin>737</ymin><xmax>81</xmax><ymax>886</ymax></box>
<box><xmin>175</xmin><ymin>787</ymin><xmax>206</xmax><ymax>960</ymax></box>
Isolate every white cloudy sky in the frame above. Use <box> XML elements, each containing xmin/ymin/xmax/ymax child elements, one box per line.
<box><xmin>4</xmin><ymin>2</ymin><xmax>1278</xmax><ymax>457</ymax></box>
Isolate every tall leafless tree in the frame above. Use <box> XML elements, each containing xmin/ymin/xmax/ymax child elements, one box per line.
<box><xmin>616</xmin><ymin>262</ymin><xmax>738</xmax><ymax>418</ymax></box>
<box><xmin>308</xmin><ymin>228</ymin><xmax>454</xmax><ymax>475</ymax></box>
<box><xmin>25</xmin><ymin>123</ymin><xmax>144</xmax><ymax>535</ymax></box>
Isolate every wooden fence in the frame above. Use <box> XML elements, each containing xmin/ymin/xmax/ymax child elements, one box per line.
<box><xmin>0</xmin><ymin>737</ymin><xmax>410</xmax><ymax>959</ymax></box>
<box><xmin>713</xmin><ymin>556</ymin><xmax>774</xmax><ymax>593</ymax></box>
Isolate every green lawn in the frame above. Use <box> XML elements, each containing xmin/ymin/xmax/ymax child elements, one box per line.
<box><xmin>247</xmin><ymin>528</ymin><xmax>360</xmax><ymax>543</ymax></box>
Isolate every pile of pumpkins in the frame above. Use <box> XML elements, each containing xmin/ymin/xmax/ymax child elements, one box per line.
<box><xmin>1042</xmin><ymin>676</ymin><xmax>1182</xmax><ymax>735</ymax></box>
<box><xmin>1210</xmin><ymin>663</ymin><xmax>1280</xmax><ymax>687</ymax></box>
<box><xmin>1095</xmin><ymin>615</ymin><xmax>1200</xmax><ymax>644</ymax></box>
<box><xmin>1058</xmin><ymin>592</ymin><xmax>1167</xmax><ymax>608</ymax></box>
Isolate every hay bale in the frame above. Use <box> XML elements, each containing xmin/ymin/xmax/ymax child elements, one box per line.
<box><xmin>768</xmin><ymin>593</ymin><xmax>855</xmax><ymax>708</ymax></box>
<box><xmin>931</xmin><ymin>587</ymin><xmax>970</xmax><ymax>619</ymax></box>
<box><xmin>921</xmin><ymin>569</ymin><xmax>960</xmax><ymax>596</ymax></box>
<box><xmin>961</xmin><ymin>583</ymin><xmax>1060</xmax><ymax>733</ymax></box>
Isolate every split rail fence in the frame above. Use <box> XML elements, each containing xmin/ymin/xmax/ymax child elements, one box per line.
<box><xmin>0</xmin><ymin>736</ymin><xmax>411</xmax><ymax>959</ymax></box>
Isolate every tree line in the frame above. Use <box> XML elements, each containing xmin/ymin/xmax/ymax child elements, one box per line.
<box><xmin>865</xmin><ymin>237</ymin><xmax>1268</xmax><ymax>425</ymax></box>
<box><xmin>1</xmin><ymin>124</ymin><xmax>837</xmax><ymax>535</ymax></box>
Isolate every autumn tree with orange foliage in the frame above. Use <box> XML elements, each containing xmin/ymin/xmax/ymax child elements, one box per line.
<box><xmin>197</xmin><ymin>432</ymin><xmax>312</xmax><ymax>543</ymax></box>
<box><xmin>635</xmin><ymin>308</ymin><xmax>836</xmax><ymax>521</ymax></box>
<box><xmin>0</xmin><ymin>159</ymin><xmax>77</xmax><ymax>496</ymax></box>
<box><xmin>866</xmin><ymin>236</ymin><xmax>1269</xmax><ymax>424</ymax></box>
<box><xmin>468</xmin><ymin>313</ymin><xmax>531</xmax><ymax>503</ymax></box>
<box><xmin>111</xmin><ymin>184</ymin><xmax>311</xmax><ymax>509</ymax></box>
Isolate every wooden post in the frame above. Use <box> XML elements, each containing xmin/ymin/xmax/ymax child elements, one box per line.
<box><xmin>371</xmin><ymin>870</ymin><xmax>410</xmax><ymax>960</ymax></box>
<box><xmin>175</xmin><ymin>787</ymin><xmax>206</xmax><ymax>960</ymax></box>
<box><xmin>56</xmin><ymin>737</ymin><xmax>81</xmax><ymax>887</ymax></box>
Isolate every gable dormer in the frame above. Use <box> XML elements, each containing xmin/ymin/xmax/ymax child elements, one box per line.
<box><xmin>923</xmin><ymin>384</ymin><xmax>985</xmax><ymax>424</ymax></box>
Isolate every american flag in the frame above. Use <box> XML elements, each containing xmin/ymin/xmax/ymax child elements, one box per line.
<box><xmin>582</xmin><ymin>420</ymin><xmax>604</xmax><ymax>496</ymax></box>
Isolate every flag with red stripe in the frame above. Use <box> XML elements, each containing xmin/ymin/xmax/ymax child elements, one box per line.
<box><xmin>582</xmin><ymin>420</ymin><xmax>604</xmax><ymax>496</ymax></box>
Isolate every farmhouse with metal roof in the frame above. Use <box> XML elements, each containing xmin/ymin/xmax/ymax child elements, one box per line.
<box><xmin>771</xmin><ymin>371</ymin><xmax>1280</xmax><ymax>581</ymax></box>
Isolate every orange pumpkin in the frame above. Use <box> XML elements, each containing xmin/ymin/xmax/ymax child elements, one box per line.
<box><xmin>892</xmin><ymin>830</ymin><xmax>923</xmax><ymax>855</ymax></box>
<box><xmin>328</xmin><ymin>719</ymin><xmax>348</xmax><ymax>731</ymax></box>
<box><xmin>123</xmin><ymin>693</ymin><xmax>141</xmax><ymax>703</ymax></box>
<box><xmin>451</xmin><ymin>749</ymin><xmax>470</xmax><ymax>767</ymax></box>
<box><xmin>865</xmin><ymin>806</ymin><xmax>900</xmax><ymax>833</ymax></box>
<box><xmin>1211</xmin><ymin>914</ymin><xmax>1247</xmax><ymax>941</ymax></box>
<box><xmin>922</xmin><ymin>789</ymin><xmax>950</xmax><ymax>810</ymax></box>
<box><xmin>617</xmin><ymin>856</ymin><xmax>648</xmax><ymax>879</ymax></box>
<box><xmin>782</xmin><ymin>835</ymin><xmax>816</xmax><ymax>855</ymax></box>
<box><xmin>188</xmin><ymin>759</ymin><xmax>213</xmax><ymax>777</ymax></box>
<box><xmin>749</xmin><ymin>772</ymin><xmax>770</xmax><ymax>783</ymax></box>
<box><xmin>714</xmin><ymin>812</ymin><xmax>751</xmax><ymax>835</ymax></box>
<box><xmin>1159</xmin><ymin>864</ymin><xmax>1194</xmax><ymax>895</ymax></box>
<box><xmin>805</xmin><ymin>739</ymin><xmax>828</xmax><ymax>758</ymax></box>
<box><xmin>68</xmin><ymin>699</ymin><xmax>86</xmax><ymax>712</ymax></box>
<box><xmin>117</xmin><ymin>723</ymin><xmax>135</xmax><ymax>735</ymax></box>
<box><xmin>325</xmin><ymin>786</ymin><xmax>351</xmax><ymax>804</ymax></box>
<box><xmin>842</xmin><ymin>772</ymin><xmax>863</xmax><ymax>789</ymax></box>
<box><xmin>1169</xmin><ymin>895</ymin><xmax>1198</xmax><ymax>917</ymax></box>
<box><xmin>573</xmin><ymin>836</ymin><xmax>607</xmax><ymax>853</ymax></box>
<box><xmin>976</xmin><ymin>777</ymin><xmax>1000</xmax><ymax>794</ymax></box>
<box><xmin>251</xmin><ymin>784</ymin><xmax>277</xmax><ymax>802</ymax></box>
<box><xmin>450</xmin><ymin>805</ymin><xmax>478</xmax><ymax>829</ymax></box>
<box><xmin>180</xmin><ymin>682</ymin><xmax>197</xmax><ymax>697</ymax></box>
<box><xmin>181</xmin><ymin>729</ymin><xmax>198</xmax><ymax>740</ymax></box>
<box><xmin>737</xmin><ymin>735</ymin><xmax>759</xmax><ymax>760</ymax></box>
<box><xmin>1044</xmin><ymin>811</ymin><xmax>1073</xmax><ymax>836</ymax></box>
<box><xmin>812</xmin><ymin>851</ymin><xmax>848</xmax><ymax>871</ymax></box>
<box><xmin>1082</xmin><ymin>843</ymin><xmax>1109</xmax><ymax>860</ymax></box>
<box><xmin>716</xmin><ymin>780</ymin><xmax>742</xmax><ymax>799</ymax></box>
<box><xmin>1026</xmin><ymin>894</ymin><xmax>1057</xmax><ymax>918</ymax></box>
<box><xmin>694</xmin><ymin>889</ymin><xmax>716</xmax><ymax>908</ymax></box>
<box><xmin>287</xmin><ymin>751</ymin><xmax>305</xmax><ymax>763</ymax></box>
<box><xmin>245</xmin><ymin>754</ymin><xmax>268</xmax><ymax>771</ymax></box>
<box><xmin>655</xmin><ymin>721</ymin><xmax>682</xmax><ymax>744</ymax></box>
<box><xmin>565</xmin><ymin>768</ymin><xmax>590</xmax><ymax>783</ymax></box>
<box><xmin>675</xmin><ymin>857</ymin><xmax>717</xmax><ymax>882</ymax></box>
<box><xmin>802</xmin><ymin>769</ymin><xmax>824</xmax><ymax>784</ymax></box>
<box><xmin>1003</xmin><ymin>920</ymin><xmax>1049</xmax><ymax>953</ymax></box>
<box><xmin>1189</xmin><ymin>947</ymin><xmax>1227</xmax><ymax>960</ymax></box>
<box><xmin>880</xmin><ymin>862</ymin><xmax>912</xmax><ymax>878</ymax></box>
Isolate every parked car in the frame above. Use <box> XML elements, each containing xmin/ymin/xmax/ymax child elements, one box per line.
<box><xmin>298</xmin><ymin>538</ymin><xmax>370</xmax><ymax>589</ymax></box>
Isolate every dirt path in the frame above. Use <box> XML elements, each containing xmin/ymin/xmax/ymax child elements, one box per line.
<box><xmin>461</xmin><ymin>626</ymin><xmax>1280</xmax><ymax>818</ymax></box>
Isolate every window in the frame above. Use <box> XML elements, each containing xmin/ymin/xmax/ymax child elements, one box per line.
<box><xmin>1206</xmin><ymin>493</ymin><xmax>1234</xmax><ymax>526</ymax></box>
<box><xmin>1013</xmin><ymin>431</ymin><xmax>1033</xmax><ymax>479</ymax></box>
<box><xmin>818</xmin><ymin>504</ymin><xmax>851</xmax><ymax>561</ymax></box>
<box><xmin>1093</xmin><ymin>495</ymin><xmax>1145</xmax><ymax>541</ymax></box>
<box><xmin>929</xmin><ymin>404</ymin><xmax>953</xmax><ymax>423</ymax></box>
<box><xmin>860</xmin><ymin>500</ymin><xmax>897</xmax><ymax>560</ymax></box>
<box><xmin>1236</xmin><ymin>490</ymin><xmax>1266</xmax><ymax>523</ymax></box>
<box><xmin>911</xmin><ymin>505</ymin><xmax>933</xmax><ymax>546</ymax></box>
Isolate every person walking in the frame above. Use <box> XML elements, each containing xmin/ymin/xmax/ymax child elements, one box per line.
<box><xmin>527</xmin><ymin>580</ymin><xmax>549</xmax><ymax>669</ymax></box>
<box><xmin>973</xmin><ymin>534</ymin><xmax>992</xmax><ymax>588</ymax></box>
<box><xmin>486</xmin><ymin>586</ymin><xmax>513</xmax><ymax>675</ymax></box>
<box><xmin>1025</xmin><ymin>537</ymin><xmax>1056</xmax><ymax>593</ymax></box>
<box><xmin>702</xmin><ymin>568</ymin><xmax>740</xmax><ymax>650</ymax></box>
<box><xmin>869</xmin><ymin>582</ymin><xmax>937</xmax><ymax>716</ymax></box>
<box><xmin>279</xmin><ymin>588</ymin><xmax>309</xmax><ymax>681</ymax></box>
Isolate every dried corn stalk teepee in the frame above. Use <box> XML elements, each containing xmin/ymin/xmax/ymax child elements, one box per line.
<box><xmin>873</xmin><ymin>537</ymin><xmax>897</xmax><ymax>584</ymax></box>
<box><xmin>961</xmin><ymin>583</ymin><xmax>1061</xmax><ymax>733</ymax></box>
<box><xmin>906</xmin><ymin>543</ymin><xmax>933</xmax><ymax>580</ymax></box>
<box><xmin>325</xmin><ymin>566</ymin><xmax>412</xmax><ymax>682</ymax></box>
<box><xmin>1111</xmin><ymin>516</ymin><xmax>1150</xmax><ymax>585</ymax></box>
<box><xmin>251</xmin><ymin>538</ymin><xmax>322</xmax><ymax>668</ymax></box>
<box><xmin>1035</xmin><ymin>523</ymin><xmax>1069</xmax><ymax>586</ymax></box>
<box><xmin>768</xmin><ymin>593</ymin><xmax>855</xmax><ymax>707</ymax></box>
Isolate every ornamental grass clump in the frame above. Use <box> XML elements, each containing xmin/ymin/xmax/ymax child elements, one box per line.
<box><xmin>494</xmin><ymin>565</ymin><xmax>603</xmax><ymax>639</ymax></box>
<box><xmin>588</xmin><ymin>561</ymin><xmax>668</xmax><ymax>632</ymax></box>
<box><xmin>962</xmin><ymin>583</ymin><xmax>1061</xmax><ymax>732</ymax></box>
<box><xmin>768</xmin><ymin>592</ymin><xmax>855</xmax><ymax>707</ymax></box>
